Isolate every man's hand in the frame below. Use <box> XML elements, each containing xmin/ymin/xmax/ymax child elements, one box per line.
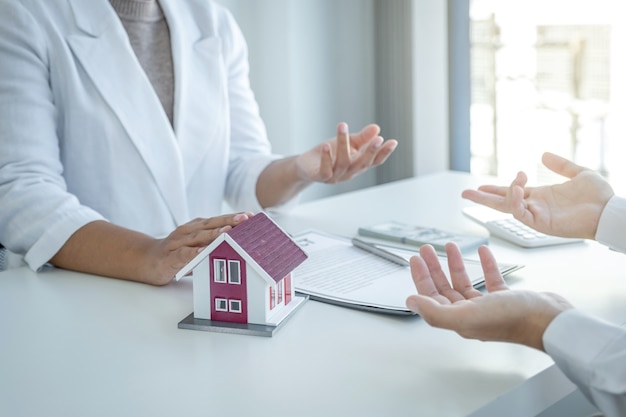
<box><xmin>406</xmin><ymin>243</ymin><xmax>573</xmax><ymax>351</ymax></box>
<box><xmin>462</xmin><ymin>152</ymin><xmax>614</xmax><ymax>239</ymax></box>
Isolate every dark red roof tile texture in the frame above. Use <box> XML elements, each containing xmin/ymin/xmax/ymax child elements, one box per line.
<box><xmin>227</xmin><ymin>213</ymin><xmax>308</xmax><ymax>283</ymax></box>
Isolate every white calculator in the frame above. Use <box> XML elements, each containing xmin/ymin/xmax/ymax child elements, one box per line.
<box><xmin>462</xmin><ymin>206</ymin><xmax>583</xmax><ymax>248</ymax></box>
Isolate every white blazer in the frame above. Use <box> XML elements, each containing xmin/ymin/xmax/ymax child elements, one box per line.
<box><xmin>0</xmin><ymin>0</ymin><xmax>279</xmax><ymax>270</ymax></box>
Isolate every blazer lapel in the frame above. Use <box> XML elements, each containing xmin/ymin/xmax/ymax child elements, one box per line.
<box><xmin>160</xmin><ymin>0</ymin><xmax>227</xmax><ymax>185</ymax></box>
<box><xmin>66</xmin><ymin>0</ymin><xmax>189</xmax><ymax>226</ymax></box>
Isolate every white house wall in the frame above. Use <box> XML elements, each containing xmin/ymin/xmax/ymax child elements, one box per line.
<box><xmin>245</xmin><ymin>270</ymin><xmax>269</xmax><ymax>324</ymax></box>
<box><xmin>192</xmin><ymin>258</ymin><xmax>212</xmax><ymax>320</ymax></box>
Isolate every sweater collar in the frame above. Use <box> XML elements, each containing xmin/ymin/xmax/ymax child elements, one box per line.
<box><xmin>109</xmin><ymin>0</ymin><xmax>164</xmax><ymax>22</ymax></box>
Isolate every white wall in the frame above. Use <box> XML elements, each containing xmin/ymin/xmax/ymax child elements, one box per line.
<box><xmin>215</xmin><ymin>0</ymin><xmax>451</xmax><ymax>200</ymax></box>
<box><xmin>215</xmin><ymin>0</ymin><xmax>378</xmax><ymax>201</ymax></box>
<box><xmin>413</xmin><ymin>0</ymin><xmax>450</xmax><ymax>176</ymax></box>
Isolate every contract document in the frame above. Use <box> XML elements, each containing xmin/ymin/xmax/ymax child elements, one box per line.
<box><xmin>292</xmin><ymin>230</ymin><xmax>523</xmax><ymax>315</ymax></box>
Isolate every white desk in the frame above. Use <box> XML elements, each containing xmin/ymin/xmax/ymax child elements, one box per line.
<box><xmin>2</xmin><ymin>171</ymin><xmax>625</xmax><ymax>417</ymax></box>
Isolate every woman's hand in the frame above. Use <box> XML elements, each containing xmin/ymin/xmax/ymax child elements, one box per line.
<box><xmin>142</xmin><ymin>212</ymin><xmax>253</xmax><ymax>285</ymax></box>
<box><xmin>256</xmin><ymin>122</ymin><xmax>397</xmax><ymax>208</ymax></box>
<box><xmin>295</xmin><ymin>122</ymin><xmax>397</xmax><ymax>184</ymax></box>
<box><xmin>51</xmin><ymin>212</ymin><xmax>253</xmax><ymax>286</ymax></box>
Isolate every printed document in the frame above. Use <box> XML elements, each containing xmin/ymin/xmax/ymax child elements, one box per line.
<box><xmin>292</xmin><ymin>230</ymin><xmax>522</xmax><ymax>314</ymax></box>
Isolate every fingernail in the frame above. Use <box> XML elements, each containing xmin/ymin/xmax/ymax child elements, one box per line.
<box><xmin>338</xmin><ymin>122</ymin><xmax>348</xmax><ymax>134</ymax></box>
<box><xmin>233</xmin><ymin>213</ymin><xmax>247</xmax><ymax>222</ymax></box>
<box><xmin>373</xmin><ymin>137</ymin><xmax>384</xmax><ymax>148</ymax></box>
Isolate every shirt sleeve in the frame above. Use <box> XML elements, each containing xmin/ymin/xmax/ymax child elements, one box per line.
<box><xmin>543</xmin><ymin>309</ymin><xmax>626</xmax><ymax>417</ymax></box>
<box><xmin>595</xmin><ymin>195</ymin><xmax>626</xmax><ymax>254</ymax></box>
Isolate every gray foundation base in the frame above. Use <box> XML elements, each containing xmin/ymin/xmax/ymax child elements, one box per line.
<box><xmin>178</xmin><ymin>295</ymin><xmax>308</xmax><ymax>337</ymax></box>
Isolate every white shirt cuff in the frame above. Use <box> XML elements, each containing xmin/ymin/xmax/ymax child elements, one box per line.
<box><xmin>595</xmin><ymin>195</ymin><xmax>626</xmax><ymax>254</ymax></box>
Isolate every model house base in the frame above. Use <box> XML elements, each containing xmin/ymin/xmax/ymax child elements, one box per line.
<box><xmin>178</xmin><ymin>294</ymin><xmax>308</xmax><ymax>337</ymax></box>
<box><xmin>174</xmin><ymin>212</ymin><xmax>310</xmax><ymax>336</ymax></box>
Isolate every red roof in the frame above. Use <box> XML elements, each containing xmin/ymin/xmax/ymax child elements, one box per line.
<box><xmin>227</xmin><ymin>213</ymin><xmax>308</xmax><ymax>283</ymax></box>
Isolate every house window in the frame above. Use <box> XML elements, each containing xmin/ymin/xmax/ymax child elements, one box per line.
<box><xmin>215</xmin><ymin>298</ymin><xmax>228</xmax><ymax>312</ymax></box>
<box><xmin>229</xmin><ymin>299</ymin><xmax>242</xmax><ymax>313</ymax></box>
<box><xmin>277</xmin><ymin>281</ymin><xmax>283</xmax><ymax>304</ymax></box>
<box><xmin>228</xmin><ymin>260</ymin><xmax>241</xmax><ymax>284</ymax></box>
<box><xmin>214</xmin><ymin>259</ymin><xmax>226</xmax><ymax>283</ymax></box>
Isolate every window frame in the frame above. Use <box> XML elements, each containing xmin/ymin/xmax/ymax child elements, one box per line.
<box><xmin>229</xmin><ymin>299</ymin><xmax>242</xmax><ymax>313</ymax></box>
<box><xmin>213</xmin><ymin>259</ymin><xmax>227</xmax><ymax>283</ymax></box>
<box><xmin>228</xmin><ymin>260</ymin><xmax>241</xmax><ymax>285</ymax></box>
<box><xmin>215</xmin><ymin>298</ymin><xmax>228</xmax><ymax>312</ymax></box>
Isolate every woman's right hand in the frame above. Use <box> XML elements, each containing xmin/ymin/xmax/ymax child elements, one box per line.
<box><xmin>50</xmin><ymin>212</ymin><xmax>253</xmax><ymax>285</ymax></box>
<box><xmin>143</xmin><ymin>212</ymin><xmax>253</xmax><ymax>285</ymax></box>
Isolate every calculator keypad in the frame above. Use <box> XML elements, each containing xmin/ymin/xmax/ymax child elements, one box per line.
<box><xmin>490</xmin><ymin>219</ymin><xmax>547</xmax><ymax>241</ymax></box>
<box><xmin>463</xmin><ymin>205</ymin><xmax>583</xmax><ymax>248</ymax></box>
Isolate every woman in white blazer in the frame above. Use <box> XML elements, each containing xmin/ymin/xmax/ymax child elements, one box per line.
<box><xmin>0</xmin><ymin>0</ymin><xmax>397</xmax><ymax>284</ymax></box>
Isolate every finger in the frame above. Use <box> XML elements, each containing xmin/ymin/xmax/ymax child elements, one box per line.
<box><xmin>419</xmin><ymin>245</ymin><xmax>465</xmax><ymax>302</ymax></box>
<box><xmin>506</xmin><ymin>172</ymin><xmax>532</xmax><ymax>218</ymax></box>
<box><xmin>461</xmin><ymin>188</ymin><xmax>507</xmax><ymax>209</ymax></box>
<box><xmin>331</xmin><ymin>122</ymin><xmax>351</xmax><ymax>180</ymax></box>
<box><xmin>371</xmin><ymin>139</ymin><xmax>397</xmax><ymax>166</ymax></box>
<box><xmin>317</xmin><ymin>143</ymin><xmax>334</xmax><ymax>181</ymax></box>
<box><xmin>171</xmin><ymin>212</ymin><xmax>253</xmax><ymax>248</ymax></box>
<box><xmin>342</xmin><ymin>138</ymin><xmax>398</xmax><ymax>180</ymax></box>
<box><xmin>461</xmin><ymin>172</ymin><xmax>530</xmax><ymax>214</ymax></box>
<box><xmin>406</xmin><ymin>295</ymin><xmax>470</xmax><ymax>331</ymax></box>
<box><xmin>406</xmin><ymin>294</ymin><xmax>440</xmax><ymax>316</ymax></box>
<box><xmin>409</xmin><ymin>256</ymin><xmax>451</xmax><ymax>305</ymax></box>
<box><xmin>463</xmin><ymin>170</ymin><xmax>529</xmax><ymax>198</ymax></box>
<box><xmin>510</xmin><ymin>170</ymin><xmax>528</xmax><ymax>190</ymax></box>
<box><xmin>337</xmin><ymin>136</ymin><xmax>385</xmax><ymax>180</ymax></box>
<box><xmin>182</xmin><ymin>212</ymin><xmax>251</xmax><ymax>232</ymax></box>
<box><xmin>476</xmin><ymin>185</ymin><xmax>509</xmax><ymax>197</ymax></box>
<box><xmin>542</xmin><ymin>152</ymin><xmax>586</xmax><ymax>179</ymax></box>
<box><xmin>170</xmin><ymin>226</ymin><xmax>228</xmax><ymax>249</ymax></box>
<box><xmin>471</xmin><ymin>171</ymin><xmax>527</xmax><ymax>197</ymax></box>
<box><xmin>445</xmin><ymin>242</ymin><xmax>483</xmax><ymax>299</ymax></box>
<box><xmin>342</xmin><ymin>136</ymin><xmax>383</xmax><ymax>178</ymax></box>
<box><xmin>349</xmin><ymin>123</ymin><xmax>381</xmax><ymax>149</ymax></box>
<box><xmin>159</xmin><ymin>242</ymin><xmax>222</xmax><ymax>284</ymax></box>
<box><xmin>171</xmin><ymin>245</ymin><xmax>208</xmax><ymax>270</ymax></box>
<box><xmin>175</xmin><ymin>218</ymin><xmax>222</xmax><ymax>238</ymax></box>
<box><xmin>510</xmin><ymin>184</ymin><xmax>533</xmax><ymax>223</ymax></box>
<box><xmin>477</xmin><ymin>245</ymin><xmax>509</xmax><ymax>293</ymax></box>
<box><xmin>361</xmin><ymin>136</ymin><xmax>385</xmax><ymax>159</ymax></box>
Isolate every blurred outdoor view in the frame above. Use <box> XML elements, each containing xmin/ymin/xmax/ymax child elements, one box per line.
<box><xmin>470</xmin><ymin>0</ymin><xmax>626</xmax><ymax>192</ymax></box>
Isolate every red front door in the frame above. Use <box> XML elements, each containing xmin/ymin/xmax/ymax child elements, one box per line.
<box><xmin>209</xmin><ymin>242</ymin><xmax>248</xmax><ymax>323</ymax></box>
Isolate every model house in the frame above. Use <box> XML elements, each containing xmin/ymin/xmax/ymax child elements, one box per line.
<box><xmin>176</xmin><ymin>212</ymin><xmax>309</xmax><ymax>334</ymax></box>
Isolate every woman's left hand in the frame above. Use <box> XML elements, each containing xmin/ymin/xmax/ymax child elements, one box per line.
<box><xmin>295</xmin><ymin>122</ymin><xmax>397</xmax><ymax>184</ymax></box>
